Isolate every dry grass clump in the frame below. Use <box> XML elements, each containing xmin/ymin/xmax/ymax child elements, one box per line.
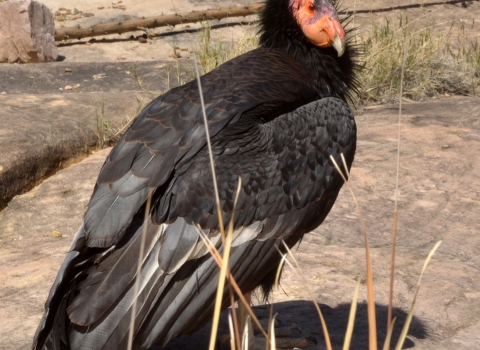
<box><xmin>195</xmin><ymin>23</ymin><xmax>259</xmax><ymax>75</ymax></box>
<box><xmin>358</xmin><ymin>14</ymin><xmax>480</xmax><ymax>103</ymax></box>
<box><xmin>94</xmin><ymin>101</ymin><xmax>111</xmax><ymax>149</ymax></box>
<box><xmin>129</xmin><ymin>12</ymin><xmax>480</xmax><ymax>107</ymax></box>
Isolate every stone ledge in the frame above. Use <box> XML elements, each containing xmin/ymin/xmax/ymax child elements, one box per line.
<box><xmin>0</xmin><ymin>91</ymin><xmax>146</xmax><ymax>210</ymax></box>
<box><xmin>0</xmin><ymin>59</ymin><xmax>176</xmax><ymax>210</ymax></box>
<box><xmin>0</xmin><ymin>59</ymin><xmax>173</xmax><ymax>94</ymax></box>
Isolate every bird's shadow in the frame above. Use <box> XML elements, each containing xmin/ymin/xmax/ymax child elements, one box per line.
<box><xmin>154</xmin><ymin>300</ymin><xmax>428</xmax><ymax>349</ymax></box>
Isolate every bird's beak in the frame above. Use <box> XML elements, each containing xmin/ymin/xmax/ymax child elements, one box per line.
<box><xmin>310</xmin><ymin>16</ymin><xmax>346</xmax><ymax>57</ymax></box>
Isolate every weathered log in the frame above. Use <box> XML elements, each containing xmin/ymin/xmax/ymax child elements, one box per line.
<box><xmin>54</xmin><ymin>3</ymin><xmax>265</xmax><ymax>41</ymax></box>
<box><xmin>0</xmin><ymin>0</ymin><xmax>58</xmax><ymax>63</ymax></box>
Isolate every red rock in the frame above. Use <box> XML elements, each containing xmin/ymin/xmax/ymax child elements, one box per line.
<box><xmin>0</xmin><ymin>0</ymin><xmax>58</xmax><ymax>63</ymax></box>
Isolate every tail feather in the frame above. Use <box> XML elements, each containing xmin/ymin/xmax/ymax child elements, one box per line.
<box><xmin>67</xmin><ymin>221</ymin><xmax>164</xmax><ymax>326</ymax></box>
<box><xmin>33</xmin><ymin>218</ymin><xmax>304</xmax><ymax>350</ymax></box>
<box><xmin>69</xmin><ymin>241</ymin><xmax>164</xmax><ymax>349</ymax></box>
<box><xmin>33</xmin><ymin>226</ymin><xmax>86</xmax><ymax>350</ymax></box>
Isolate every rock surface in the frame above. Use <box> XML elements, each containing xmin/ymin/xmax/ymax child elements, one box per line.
<box><xmin>1</xmin><ymin>96</ymin><xmax>479</xmax><ymax>350</ymax></box>
<box><xmin>0</xmin><ymin>59</ymin><xmax>176</xmax><ymax>210</ymax></box>
<box><xmin>0</xmin><ymin>0</ymin><xmax>58</xmax><ymax>63</ymax></box>
<box><xmin>0</xmin><ymin>91</ymin><xmax>146</xmax><ymax>210</ymax></box>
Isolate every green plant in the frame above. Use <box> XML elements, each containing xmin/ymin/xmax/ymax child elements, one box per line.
<box><xmin>95</xmin><ymin>101</ymin><xmax>110</xmax><ymax>149</ymax></box>
<box><xmin>195</xmin><ymin>22</ymin><xmax>259</xmax><ymax>75</ymax></box>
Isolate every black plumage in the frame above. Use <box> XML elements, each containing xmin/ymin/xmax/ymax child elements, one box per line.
<box><xmin>33</xmin><ymin>0</ymin><xmax>359</xmax><ymax>349</ymax></box>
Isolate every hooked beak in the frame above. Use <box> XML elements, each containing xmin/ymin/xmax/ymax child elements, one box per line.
<box><xmin>306</xmin><ymin>16</ymin><xmax>346</xmax><ymax>57</ymax></box>
<box><xmin>332</xmin><ymin>32</ymin><xmax>346</xmax><ymax>57</ymax></box>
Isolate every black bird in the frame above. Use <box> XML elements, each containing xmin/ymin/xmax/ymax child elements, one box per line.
<box><xmin>33</xmin><ymin>0</ymin><xmax>358</xmax><ymax>348</ymax></box>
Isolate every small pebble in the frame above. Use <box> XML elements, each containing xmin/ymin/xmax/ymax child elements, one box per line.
<box><xmin>93</xmin><ymin>73</ymin><xmax>107</xmax><ymax>80</ymax></box>
<box><xmin>65</xmin><ymin>85</ymin><xmax>73</xmax><ymax>90</ymax></box>
<box><xmin>52</xmin><ymin>231</ymin><xmax>62</xmax><ymax>238</ymax></box>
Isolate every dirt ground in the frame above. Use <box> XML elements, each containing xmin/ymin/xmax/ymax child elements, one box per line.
<box><xmin>1</xmin><ymin>0</ymin><xmax>480</xmax><ymax>349</ymax></box>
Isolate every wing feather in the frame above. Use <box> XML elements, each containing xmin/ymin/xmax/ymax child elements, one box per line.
<box><xmin>84</xmin><ymin>186</ymin><xmax>148</xmax><ymax>247</ymax></box>
<box><xmin>158</xmin><ymin>218</ymin><xmax>199</xmax><ymax>273</ymax></box>
<box><xmin>67</xmin><ymin>220</ymin><xmax>164</xmax><ymax>325</ymax></box>
<box><xmin>34</xmin><ymin>49</ymin><xmax>357</xmax><ymax>350</ymax></box>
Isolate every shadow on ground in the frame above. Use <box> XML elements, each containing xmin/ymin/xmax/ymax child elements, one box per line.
<box><xmin>160</xmin><ymin>300</ymin><xmax>428</xmax><ymax>350</ymax></box>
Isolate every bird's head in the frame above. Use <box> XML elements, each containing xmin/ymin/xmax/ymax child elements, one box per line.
<box><xmin>289</xmin><ymin>0</ymin><xmax>346</xmax><ymax>57</ymax></box>
<box><xmin>259</xmin><ymin>0</ymin><xmax>348</xmax><ymax>58</ymax></box>
<box><xmin>259</xmin><ymin>0</ymin><xmax>359</xmax><ymax>101</ymax></box>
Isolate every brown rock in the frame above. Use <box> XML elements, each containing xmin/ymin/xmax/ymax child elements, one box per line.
<box><xmin>0</xmin><ymin>0</ymin><xmax>58</xmax><ymax>63</ymax></box>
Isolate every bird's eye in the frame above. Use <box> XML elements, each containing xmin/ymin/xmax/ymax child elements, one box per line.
<box><xmin>307</xmin><ymin>3</ymin><xmax>316</xmax><ymax>12</ymax></box>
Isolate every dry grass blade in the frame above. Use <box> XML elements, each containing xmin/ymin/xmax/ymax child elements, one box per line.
<box><xmin>193</xmin><ymin>56</ymin><xmax>226</xmax><ymax>244</ymax></box>
<box><xmin>195</xmin><ymin>228</ymin><xmax>268</xmax><ymax>339</ymax></box>
<box><xmin>388</xmin><ymin>40</ymin><xmax>407</xmax><ymax>332</ymax></box>
<box><xmin>342</xmin><ymin>279</ymin><xmax>361</xmax><ymax>350</ymax></box>
<box><xmin>279</xmin><ymin>242</ymin><xmax>333</xmax><ymax>350</ymax></box>
<box><xmin>382</xmin><ymin>317</ymin><xmax>397</xmax><ymax>350</ymax></box>
<box><xmin>228</xmin><ymin>312</ymin><xmax>236</xmax><ymax>350</ymax></box>
<box><xmin>269</xmin><ymin>313</ymin><xmax>278</xmax><ymax>350</ymax></box>
<box><xmin>227</xmin><ymin>178</ymin><xmax>242</xmax><ymax>329</ymax></box>
<box><xmin>132</xmin><ymin>64</ymin><xmax>158</xmax><ymax>95</ymax></box>
<box><xmin>242</xmin><ymin>315</ymin><xmax>251</xmax><ymax>350</ymax></box>
<box><xmin>229</xmin><ymin>278</ymin><xmax>242</xmax><ymax>350</ymax></box>
<box><xmin>274</xmin><ymin>254</ymin><xmax>287</xmax><ymax>290</ymax></box>
<box><xmin>266</xmin><ymin>254</ymin><xmax>287</xmax><ymax>350</ymax></box>
<box><xmin>332</xmin><ymin>154</ymin><xmax>377</xmax><ymax>350</ymax></box>
<box><xmin>394</xmin><ymin>241</ymin><xmax>442</xmax><ymax>350</ymax></box>
<box><xmin>194</xmin><ymin>54</ymin><xmax>238</xmax><ymax>349</ymax></box>
<box><xmin>208</xmin><ymin>178</ymin><xmax>242</xmax><ymax>350</ymax></box>
<box><xmin>127</xmin><ymin>190</ymin><xmax>153</xmax><ymax>350</ymax></box>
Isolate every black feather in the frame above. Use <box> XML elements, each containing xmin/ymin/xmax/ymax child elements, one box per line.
<box><xmin>33</xmin><ymin>0</ymin><xmax>359</xmax><ymax>349</ymax></box>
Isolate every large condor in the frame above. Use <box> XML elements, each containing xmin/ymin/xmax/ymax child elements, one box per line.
<box><xmin>33</xmin><ymin>0</ymin><xmax>359</xmax><ymax>348</ymax></box>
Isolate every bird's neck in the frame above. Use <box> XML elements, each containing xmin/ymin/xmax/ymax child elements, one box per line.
<box><xmin>258</xmin><ymin>0</ymin><xmax>357</xmax><ymax>102</ymax></box>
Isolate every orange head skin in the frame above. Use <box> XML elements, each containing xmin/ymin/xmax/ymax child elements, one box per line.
<box><xmin>290</xmin><ymin>0</ymin><xmax>346</xmax><ymax>56</ymax></box>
